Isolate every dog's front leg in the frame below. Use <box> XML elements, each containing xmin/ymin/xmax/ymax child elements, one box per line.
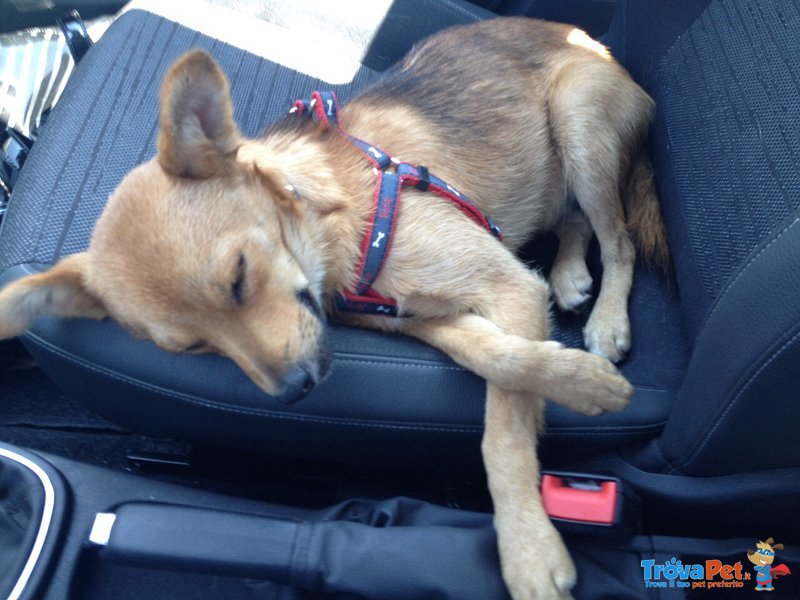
<box><xmin>399</xmin><ymin>265</ymin><xmax>631</xmax><ymax>598</ymax></box>
<box><xmin>483</xmin><ymin>383</ymin><xmax>576</xmax><ymax>599</ymax></box>
<box><xmin>400</xmin><ymin>316</ymin><xmax>630</xmax><ymax>598</ymax></box>
<box><xmin>402</xmin><ymin>315</ymin><xmax>632</xmax><ymax>415</ymax></box>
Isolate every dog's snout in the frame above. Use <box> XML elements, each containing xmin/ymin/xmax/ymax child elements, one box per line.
<box><xmin>278</xmin><ymin>364</ymin><xmax>316</xmax><ymax>405</ymax></box>
<box><xmin>276</xmin><ymin>341</ymin><xmax>332</xmax><ymax>405</ymax></box>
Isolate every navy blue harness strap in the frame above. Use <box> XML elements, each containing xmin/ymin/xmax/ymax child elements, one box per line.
<box><xmin>335</xmin><ymin>290</ymin><xmax>400</xmax><ymax>316</ymax></box>
<box><xmin>290</xmin><ymin>91</ymin><xmax>502</xmax><ymax>317</ymax></box>
<box><xmin>353</xmin><ymin>172</ymin><xmax>401</xmax><ymax>295</ymax></box>
<box><xmin>394</xmin><ymin>163</ymin><xmax>502</xmax><ymax>239</ymax></box>
<box><xmin>345</xmin><ymin>136</ymin><xmax>393</xmax><ymax>171</ymax></box>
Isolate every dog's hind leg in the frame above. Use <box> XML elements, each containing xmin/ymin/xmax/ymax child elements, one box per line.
<box><xmin>551</xmin><ymin>210</ymin><xmax>593</xmax><ymax>312</ymax></box>
<box><xmin>549</xmin><ymin>62</ymin><xmax>651</xmax><ymax>362</ymax></box>
<box><xmin>573</xmin><ymin>182</ymin><xmax>635</xmax><ymax>363</ymax></box>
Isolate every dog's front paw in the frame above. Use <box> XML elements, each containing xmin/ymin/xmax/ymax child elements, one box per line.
<box><xmin>500</xmin><ymin>528</ymin><xmax>576</xmax><ymax>599</ymax></box>
<box><xmin>584</xmin><ymin>309</ymin><xmax>631</xmax><ymax>363</ymax></box>
<box><xmin>540</xmin><ymin>347</ymin><xmax>633</xmax><ymax>415</ymax></box>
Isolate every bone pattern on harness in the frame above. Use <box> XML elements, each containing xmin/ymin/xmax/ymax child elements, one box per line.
<box><xmin>290</xmin><ymin>91</ymin><xmax>502</xmax><ymax>317</ymax></box>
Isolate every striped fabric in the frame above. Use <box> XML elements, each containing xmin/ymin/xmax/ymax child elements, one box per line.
<box><xmin>653</xmin><ymin>0</ymin><xmax>800</xmax><ymax>337</ymax></box>
<box><xmin>0</xmin><ymin>17</ymin><xmax>113</xmax><ymax>139</ymax></box>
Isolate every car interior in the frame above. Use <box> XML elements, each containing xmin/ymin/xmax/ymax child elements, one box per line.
<box><xmin>1</xmin><ymin>0</ymin><xmax>799</xmax><ymax>598</ymax></box>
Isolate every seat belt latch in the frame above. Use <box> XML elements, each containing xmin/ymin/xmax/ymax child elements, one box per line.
<box><xmin>542</xmin><ymin>472</ymin><xmax>621</xmax><ymax>526</ymax></box>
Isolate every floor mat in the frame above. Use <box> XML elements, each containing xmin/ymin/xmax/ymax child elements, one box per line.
<box><xmin>0</xmin><ymin>339</ymin><xmax>123</xmax><ymax>429</ymax></box>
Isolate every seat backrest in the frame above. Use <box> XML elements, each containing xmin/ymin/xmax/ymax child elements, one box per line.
<box><xmin>621</xmin><ymin>0</ymin><xmax>800</xmax><ymax>475</ymax></box>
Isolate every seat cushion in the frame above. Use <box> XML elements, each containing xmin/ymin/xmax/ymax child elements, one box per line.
<box><xmin>0</xmin><ymin>0</ymin><xmax>685</xmax><ymax>470</ymax></box>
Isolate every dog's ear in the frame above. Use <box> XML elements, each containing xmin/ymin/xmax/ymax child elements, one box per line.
<box><xmin>249</xmin><ymin>161</ymin><xmax>303</xmax><ymax>216</ymax></box>
<box><xmin>0</xmin><ymin>253</ymin><xmax>107</xmax><ymax>339</ymax></box>
<box><xmin>765</xmin><ymin>537</ymin><xmax>775</xmax><ymax>546</ymax></box>
<box><xmin>240</xmin><ymin>148</ymin><xmax>347</xmax><ymax>216</ymax></box>
<box><xmin>773</xmin><ymin>543</ymin><xmax>784</xmax><ymax>551</ymax></box>
<box><xmin>157</xmin><ymin>50</ymin><xmax>241</xmax><ymax>179</ymax></box>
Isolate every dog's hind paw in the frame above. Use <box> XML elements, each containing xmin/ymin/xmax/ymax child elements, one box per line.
<box><xmin>584</xmin><ymin>310</ymin><xmax>631</xmax><ymax>363</ymax></box>
<box><xmin>540</xmin><ymin>347</ymin><xmax>633</xmax><ymax>415</ymax></box>
<box><xmin>551</xmin><ymin>263</ymin><xmax>593</xmax><ymax>312</ymax></box>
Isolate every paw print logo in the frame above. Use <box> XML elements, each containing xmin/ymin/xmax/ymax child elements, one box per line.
<box><xmin>662</xmin><ymin>558</ymin><xmax>684</xmax><ymax>581</ymax></box>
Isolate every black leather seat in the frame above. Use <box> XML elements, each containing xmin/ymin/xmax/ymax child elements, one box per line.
<box><xmin>0</xmin><ymin>0</ymin><xmax>798</xmax><ymax>490</ymax></box>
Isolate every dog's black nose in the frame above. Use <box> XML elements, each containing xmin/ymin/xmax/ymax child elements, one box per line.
<box><xmin>278</xmin><ymin>365</ymin><xmax>316</xmax><ymax>405</ymax></box>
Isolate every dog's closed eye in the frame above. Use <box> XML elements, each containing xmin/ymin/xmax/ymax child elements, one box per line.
<box><xmin>296</xmin><ymin>288</ymin><xmax>323</xmax><ymax>320</ymax></box>
<box><xmin>184</xmin><ymin>341</ymin><xmax>211</xmax><ymax>354</ymax></box>
<box><xmin>231</xmin><ymin>252</ymin><xmax>247</xmax><ymax>306</ymax></box>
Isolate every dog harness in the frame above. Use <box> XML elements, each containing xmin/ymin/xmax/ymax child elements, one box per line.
<box><xmin>290</xmin><ymin>91</ymin><xmax>502</xmax><ymax>317</ymax></box>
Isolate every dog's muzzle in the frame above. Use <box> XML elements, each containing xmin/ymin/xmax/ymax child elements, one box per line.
<box><xmin>276</xmin><ymin>340</ymin><xmax>332</xmax><ymax>405</ymax></box>
<box><xmin>278</xmin><ymin>364</ymin><xmax>317</xmax><ymax>404</ymax></box>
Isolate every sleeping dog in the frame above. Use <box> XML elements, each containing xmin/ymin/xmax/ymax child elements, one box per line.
<box><xmin>0</xmin><ymin>17</ymin><xmax>667</xmax><ymax>598</ymax></box>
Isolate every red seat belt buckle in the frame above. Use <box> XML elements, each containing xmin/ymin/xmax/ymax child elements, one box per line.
<box><xmin>542</xmin><ymin>473</ymin><xmax>619</xmax><ymax>525</ymax></box>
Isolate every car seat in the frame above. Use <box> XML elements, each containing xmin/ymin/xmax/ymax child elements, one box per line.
<box><xmin>0</xmin><ymin>0</ymin><xmax>798</xmax><ymax>583</ymax></box>
<box><xmin>0</xmin><ymin>0</ymin><xmax>681</xmax><ymax>472</ymax></box>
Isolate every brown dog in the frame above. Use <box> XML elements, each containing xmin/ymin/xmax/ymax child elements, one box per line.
<box><xmin>0</xmin><ymin>17</ymin><xmax>666</xmax><ymax>598</ymax></box>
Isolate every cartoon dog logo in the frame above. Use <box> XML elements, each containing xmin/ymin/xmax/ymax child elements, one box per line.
<box><xmin>747</xmin><ymin>538</ymin><xmax>792</xmax><ymax>591</ymax></box>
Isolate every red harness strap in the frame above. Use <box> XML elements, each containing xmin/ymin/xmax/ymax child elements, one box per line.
<box><xmin>290</xmin><ymin>91</ymin><xmax>502</xmax><ymax>317</ymax></box>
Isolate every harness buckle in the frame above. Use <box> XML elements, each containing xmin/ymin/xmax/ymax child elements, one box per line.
<box><xmin>414</xmin><ymin>165</ymin><xmax>431</xmax><ymax>192</ymax></box>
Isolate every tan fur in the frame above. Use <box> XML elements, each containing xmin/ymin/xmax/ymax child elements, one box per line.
<box><xmin>0</xmin><ymin>18</ymin><xmax>670</xmax><ymax>599</ymax></box>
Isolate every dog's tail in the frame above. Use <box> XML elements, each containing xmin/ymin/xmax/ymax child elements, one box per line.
<box><xmin>625</xmin><ymin>151</ymin><xmax>670</xmax><ymax>269</ymax></box>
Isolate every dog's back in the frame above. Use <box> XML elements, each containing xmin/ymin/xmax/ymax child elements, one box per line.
<box><xmin>346</xmin><ymin>18</ymin><xmax>666</xmax><ymax>261</ymax></box>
